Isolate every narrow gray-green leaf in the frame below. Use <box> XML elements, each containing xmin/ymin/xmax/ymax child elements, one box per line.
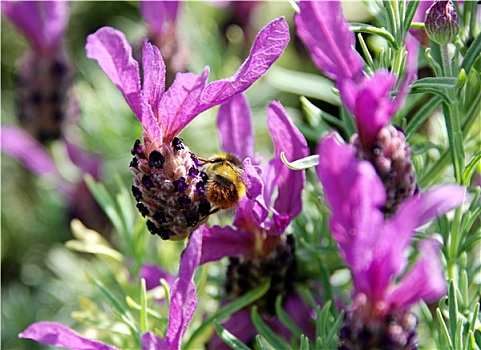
<box><xmin>214</xmin><ymin>320</ymin><xmax>252</xmax><ymax>350</ymax></box>
<box><xmin>461</xmin><ymin>30</ymin><xmax>481</xmax><ymax>73</ymax></box>
<box><xmin>251</xmin><ymin>306</ymin><xmax>290</xmax><ymax>350</ymax></box>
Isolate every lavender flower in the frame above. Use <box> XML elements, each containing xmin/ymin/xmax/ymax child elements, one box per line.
<box><xmin>2</xmin><ymin>0</ymin><xmax>76</xmax><ymax>143</ymax></box>
<box><xmin>20</xmin><ymin>228</ymin><xmax>203</xmax><ymax>350</ymax></box>
<box><xmin>201</xmin><ymin>95</ymin><xmax>314</xmax><ymax>347</ymax></box>
<box><xmin>295</xmin><ymin>0</ymin><xmax>420</xmax><ymax>215</ymax></box>
<box><xmin>425</xmin><ymin>0</ymin><xmax>460</xmax><ymax>45</ymax></box>
<box><xmin>0</xmin><ymin>126</ymin><xmax>105</xmax><ymax>230</ymax></box>
<box><xmin>316</xmin><ymin>134</ymin><xmax>465</xmax><ymax>349</ymax></box>
<box><xmin>86</xmin><ymin>18</ymin><xmax>289</xmax><ymax>240</ymax></box>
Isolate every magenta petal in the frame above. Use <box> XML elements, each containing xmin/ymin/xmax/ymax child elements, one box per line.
<box><xmin>1</xmin><ymin>126</ymin><xmax>59</xmax><ymax>180</ymax></box>
<box><xmin>86</xmin><ymin>27</ymin><xmax>144</xmax><ymax>122</ymax></box>
<box><xmin>159</xmin><ymin>69</ymin><xmax>209</xmax><ymax>143</ymax></box>
<box><xmin>19</xmin><ymin>322</ymin><xmax>117</xmax><ymax>350</ymax></box>
<box><xmin>197</xmin><ymin>17</ymin><xmax>289</xmax><ymax>112</ymax></box>
<box><xmin>2</xmin><ymin>1</ymin><xmax>68</xmax><ymax>52</ymax></box>
<box><xmin>381</xmin><ymin>184</ymin><xmax>465</xmax><ymax>275</ymax></box>
<box><xmin>165</xmin><ymin>228</ymin><xmax>202</xmax><ymax>349</ymax></box>
<box><xmin>217</xmin><ymin>93</ymin><xmax>254</xmax><ymax>160</ymax></box>
<box><xmin>347</xmin><ymin>70</ymin><xmax>397</xmax><ymax>147</ymax></box>
<box><xmin>142</xmin><ymin>39</ymin><xmax>166</xmax><ymax>123</ymax></box>
<box><xmin>141</xmin><ymin>332</ymin><xmax>168</xmax><ymax>350</ymax></box>
<box><xmin>140</xmin><ymin>0</ymin><xmax>180</xmax><ymax>38</ymax></box>
<box><xmin>241</xmin><ymin>158</ymin><xmax>263</xmax><ymax>200</ymax></box>
<box><xmin>200</xmin><ymin>225</ymin><xmax>254</xmax><ymax>265</ymax></box>
<box><xmin>316</xmin><ymin>134</ymin><xmax>385</xmax><ymax>293</ymax></box>
<box><xmin>294</xmin><ymin>1</ymin><xmax>364</xmax><ymax>83</ymax></box>
<box><xmin>267</xmin><ymin>100</ymin><xmax>309</xmax><ymax>218</ymax></box>
<box><xmin>140</xmin><ymin>264</ymin><xmax>176</xmax><ymax>291</ymax></box>
<box><xmin>388</xmin><ymin>239</ymin><xmax>447</xmax><ymax>310</ymax></box>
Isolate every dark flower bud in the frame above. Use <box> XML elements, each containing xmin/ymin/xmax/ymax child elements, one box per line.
<box><xmin>425</xmin><ymin>0</ymin><xmax>460</xmax><ymax>45</ymax></box>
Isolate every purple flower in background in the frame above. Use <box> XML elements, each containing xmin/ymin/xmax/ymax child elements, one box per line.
<box><xmin>2</xmin><ymin>0</ymin><xmax>76</xmax><ymax>143</ymax></box>
<box><xmin>139</xmin><ymin>0</ymin><xmax>187</xmax><ymax>84</ymax></box>
<box><xmin>202</xmin><ymin>95</ymin><xmax>314</xmax><ymax>347</ymax></box>
<box><xmin>20</xmin><ymin>229</ymin><xmax>203</xmax><ymax>350</ymax></box>
<box><xmin>295</xmin><ymin>0</ymin><xmax>420</xmax><ymax>215</ymax></box>
<box><xmin>1</xmin><ymin>126</ymin><xmax>105</xmax><ymax>231</ymax></box>
<box><xmin>86</xmin><ymin>18</ymin><xmax>289</xmax><ymax>240</ymax></box>
<box><xmin>316</xmin><ymin>134</ymin><xmax>465</xmax><ymax>349</ymax></box>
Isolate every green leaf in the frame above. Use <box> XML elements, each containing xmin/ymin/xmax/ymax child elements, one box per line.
<box><xmin>320</xmin><ymin>310</ymin><xmax>344</xmax><ymax>349</ymax></box>
<box><xmin>405</xmin><ymin>96</ymin><xmax>442</xmax><ymax>139</ymax></box>
<box><xmin>437</xmin><ymin>307</ymin><xmax>453</xmax><ymax>349</ymax></box>
<box><xmin>281</xmin><ymin>152</ymin><xmax>319</xmax><ymax>170</ymax></box>
<box><xmin>403</xmin><ymin>0</ymin><xmax>419</xmax><ymax>34</ymax></box>
<box><xmin>299</xmin><ymin>334</ymin><xmax>310</xmax><ymax>350</ymax></box>
<box><xmin>462</xmin><ymin>151</ymin><xmax>481</xmax><ymax>186</ymax></box>
<box><xmin>251</xmin><ymin>306</ymin><xmax>290</xmax><ymax>350</ymax></box>
<box><xmin>87</xmin><ymin>274</ymin><xmax>138</xmax><ymax>335</ymax></box>
<box><xmin>214</xmin><ymin>320</ymin><xmax>252</xmax><ymax>350</ymax></box>
<box><xmin>274</xmin><ymin>296</ymin><xmax>303</xmax><ymax>340</ymax></box>
<box><xmin>461</xmin><ymin>31</ymin><xmax>481</xmax><ymax>73</ymax></box>
<box><xmin>449</xmin><ymin>280</ymin><xmax>459</xmax><ymax>349</ymax></box>
<box><xmin>349</xmin><ymin>23</ymin><xmax>396</xmax><ymax>48</ymax></box>
<box><xmin>185</xmin><ymin>280</ymin><xmax>270</xmax><ymax>349</ymax></box>
<box><xmin>140</xmin><ymin>278</ymin><xmax>148</xmax><ymax>333</ymax></box>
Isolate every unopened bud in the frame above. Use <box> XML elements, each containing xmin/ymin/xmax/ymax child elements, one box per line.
<box><xmin>425</xmin><ymin>0</ymin><xmax>460</xmax><ymax>45</ymax></box>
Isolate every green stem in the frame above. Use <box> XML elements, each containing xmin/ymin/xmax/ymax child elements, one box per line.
<box><xmin>440</xmin><ymin>44</ymin><xmax>465</xmax><ymax>184</ymax></box>
<box><xmin>440</xmin><ymin>44</ymin><xmax>465</xmax><ymax>276</ymax></box>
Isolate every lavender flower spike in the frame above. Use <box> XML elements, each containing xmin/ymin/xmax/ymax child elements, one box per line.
<box><xmin>3</xmin><ymin>0</ymin><xmax>75</xmax><ymax>142</ymax></box>
<box><xmin>86</xmin><ymin>18</ymin><xmax>289</xmax><ymax>240</ymax></box>
<box><xmin>316</xmin><ymin>133</ymin><xmax>465</xmax><ymax>348</ymax></box>
<box><xmin>202</xmin><ymin>97</ymin><xmax>313</xmax><ymax>347</ymax></box>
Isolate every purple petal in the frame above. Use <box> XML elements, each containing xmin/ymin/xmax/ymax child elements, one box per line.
<box><xmin>64</xmin><ymin>140</ymin><xmax>102</xmax><ymax>180</ymax></box>
<box><xmin>1</xmin><ymin>126</ymin><xmax>59</xmax><ymax>180</ymax></box>
<box><xmin>240</xmin><ymin>158</ymin><xmax>263</xmax><ymax>200</ymax></box>
<box><xmin>140</xmin><ymin>1</ymin><xmax>180</xmax><ymax>38</ymax></box>
<box><xmin>140</xmin><ymin>264</ymin><xmax>176</xmax><ymax>291</ymax></box>
<box><xmin>217</xmin><ymin>93</ymin><xmax>254</xmax><ymax>160</ymax></box>
<box><xmin>388</xmin><ymin>239</ymin><xmax>447</xmax><ymax>310</ymax></box>
<box><xmin>294</xmin><ymin>1</ymin><xmax>364</xmax><ymax>83</ymax></box>
<box><xmin>2</xmin><ymin>1</ymin><xmax>68</xmax><ymax>52</ymax></box>
<box><xmin>200</xmin><ymin>225</ymin><xmax>254</xmax><ymax>265</ymax></box>
<box><xmin>19</xmin><ymin>322</ymin><xmax>117</xmax><ymax>350</ymax></box>
<box><xmin>165</xmin><ymin>228</ymin><xmax>202</xmax><ymax>349</ymax></box>
<box><xmin>316</xmin><ymin>134</ymin><xmax>386</xmax><ymax>294</ymax></box>
<box><xmin>197</xmin><ymin>17</ymin><xmax>289</xmax><ymax>112</ymax></box>
<box><xmin>159</xmin><ymin>69</ymin><xmax>209</xmax><ymax>143</ymax></box>
<box><xmin>142</xmin><ymin>38</ymin><xmax>166</xmax><ymax>124</ymax></box>
<box><xmin>380</xmin><ymin>184</ymin><xmax>465</xmax><ymax>275</ymax></box>
<box><xmin>267</xmin><ymin>100</ymin><xmax>309</xmax><ymax>218</ymax></box>
<box><xmin>86</xmin><ymin>27</ymin><xmax>144</xmax><ymax>123</ymax></box>
<box><xmin>141</xmin><ymin>332</ymin><xmax>168</xmax><ymax>350</ymax></box>
<box><xmin>340</xmin><ymin>70</ymin><xmax>397</xmax><ymax>148</ymax></box>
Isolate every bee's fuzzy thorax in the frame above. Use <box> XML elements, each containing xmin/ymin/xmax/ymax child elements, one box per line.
<box><xmin>130</xmin><ymin>137</ymin><xmax>211</xmax><ymax>240</ymax></box>
<box><xmin>200</xmin><ymin>153</ymin><xmax>247</xmax><ymax>211</ymax></box>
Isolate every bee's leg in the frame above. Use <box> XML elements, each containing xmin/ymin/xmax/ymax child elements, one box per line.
<box><xmin>208</xmin><ymin>207</ymin><xmax>220</xmax><ymax>215</ymax></box>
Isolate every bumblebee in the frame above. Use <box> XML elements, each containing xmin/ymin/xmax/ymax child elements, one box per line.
<box><xmin>197</xmin><ymin>153</ymin><xmax>246</xmax><ymax>213</ymax></box>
